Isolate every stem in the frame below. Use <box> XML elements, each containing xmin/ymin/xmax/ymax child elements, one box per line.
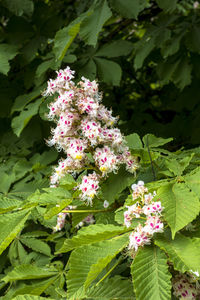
<box><xmin>62</xmin><ymin>209</ymin><xmax>110</xmax><ymax>213</ymax></box>
<box><xmin>95</xmin><ymin>257</ymin><xmax>123</xmax><ymax>287</ymax></box>
<box><xmin>146</xmin><ymin>136</ymin><xmax>156</xmax><ymax>181</ymax></box>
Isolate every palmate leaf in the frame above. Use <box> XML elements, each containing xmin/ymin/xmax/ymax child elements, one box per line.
<box><xmin>11</xmin><ymin>98</ymin><xmax>42</xmax><ymax>137</ymax></box>
<box><xmin>3</xmin><ymin>0</ymin><xmax>34</xmax><ymax>17</ymax></box>
<box><xmin>2</xmin><ymin>264</ymin><xmax>57</xmax><ymax>283</ymax></box>
<box><xmin>164</xmin><ymin>154</ymin><xmax>194</xmax><ymax>176</ymax></box>
<box><xmin>184</xmin><ymin>166</ymin><xmax>200</xmax><ymax>198</ymax></box>
<box><xmin>27</xmin><ymin>187</ymin><xmax>71</xmax><ymax>205</ymax></box>
<box><xmin>86</xmin><ymin>275</ymin><xmax>135</xmax><ymax>299</ymax></box>
<box><xmin>79</xmin><ymin>0</ymin><xmax>112</xmax><ymax>47</ymax></box>
<box><xmin>0</xmin><ymin>209</ymin><xmax>31</xmax><ymax>255</ymax></box>
<box><xmin>94</xmin><ymin>57</ymin><xmax>122</xmax><ymax>86</ymax></box>
<box><xmin>12</xmin><ymin>295</ymin><xmax>54</xmax><ymax>300</ymax></box>
<box><xmin>67</xmin><ymin>234</ymin><xmax>129</xmax><ymax>299</ymax></box>
<box><xmin>142</xmin><ymin>134</ymin><xmax>173</xmax><ymax>148</ymax></box>
<box><xmin>44</xmin><ymin>198</ymin><xmax>72</xmax><ymax>220</ymax></box>
<box><xmin>109</xmin><ymin>0</ymin><xmax>148</xmax><ymax>19</ymax></box>
<box><xmin>0</xmin><ymin>196</ymin><xmax>22</xmax><ymax>214</ymax></box>
<box><xmin>57</xmin><ymin>224</ymin><xmax>128</xmax><ymax>253</ymax></box>
<box><xmin>125</xmin><ymin>133</ymin><xmax>143</xmax><ymax>149</ymax></box>
<box><xmin>131</xmin><ymin>245</ymin><xmax>171</xmax><ymax>300</ymax></box>
<box><xmin>53</xmin><ymin>11</ymin><xmax>89</xmax><ymax>60</ymax></box>
<box><xmin>156</xmin><ymin>0</ymin><xmax>177</xmax><ymax>13</ymax></box>
<box><xmin>101</xmin><ymin>168</ymin><xmax>135</xmax><ymax>204</ymax></box>
<box><xmin>157</xmin><ymin>56</ymin><xmax>192</xmax><ymax>90</ymax></box>
<box><xmin>95</xmin><ymin>40</ymin><xmax>134</xmax><ymax>58</ymax></box>
<box><xmin>20</xmin><ymin>237</ymin><xmax>51</xmax><ymax>257</ymax></box>
<box><xmin>12</xmin><ymin>276</ymin><xmax>58</xmax><ymax>298</ymax></box>
<box><xmin>155</xmin><ymin>232</ymin><xmax>200</xmax><ymax>273</ymax></box>
<box><xmin>0</xmin><ymin>44</ymin><xmax>18</xmax><ymax>75</ymax></box>
<box><xmin>11</xmin><ymin>85</ymin><xmax>44</xmax><ymax>114</ymax></box>
<box><xmin>157</xmin><ymin>182</ymin><xmax>199</xmax><ymax>238</ymax></box>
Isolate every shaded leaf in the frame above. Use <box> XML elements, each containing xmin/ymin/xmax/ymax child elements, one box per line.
<box><xmin>101</xmin><ymin>168</ymin><xmax>135</xmax><ymax>204</ymax></box>
<box><xmin>53</xmin><ymin>15</ymin><xmax>86</xmax><ymax>60</ymax></box>
<box><xmin>0</xmin><ymin>44</ymin><xmax>18</xmax><ymax>75</ymax></box>
<box><xmin>3</xmin><ymin>0</ymin><xmax>34</xmax><ymax>16</ymax></box>
<box><xmin>110</xmin><ymin>0</ymin><xmax>148</xmax><ymax>19</ymax></box>
<box><xmin>156</xmin><ymin>0</ymin><xmax>177</xmax><ymax>13</ymax></box>
<box><xmin>96</xmin><ymin>40</ymin><xmax>134</xmax><ymax>58</ymax></box>
<box><xmin>11</xmin><ymin>98</ymin><xmax>42</xmax><ymax>137</ymax></box>
<box><xmin>94</xmin><ymin>57</ymin><xmax>122</xmax><ymax>86</ymax></box>
<box><xmin>80</xmin><ymin>0</ymin><xmax>112</xmax><ymax>46</ymax></box>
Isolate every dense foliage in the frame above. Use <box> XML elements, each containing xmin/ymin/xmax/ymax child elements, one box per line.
<box><xmin>0</xmin><ymin>0</ymin><xmax>200</xmax><ymax>299</ymax></box>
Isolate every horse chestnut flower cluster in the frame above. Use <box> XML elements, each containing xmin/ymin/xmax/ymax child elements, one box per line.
<box><xmin>44</xmin><ymin>67</ymin><xmax>139</xmax><ymax>206</ymax></box>
<box><xmin>124</xmin><ymin>181</ymin><xmax>164</xmax><ymax>252</ymax></box>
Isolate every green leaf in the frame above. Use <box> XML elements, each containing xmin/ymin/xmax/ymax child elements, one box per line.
<box><xmin>96</xmin><ymin>40</ymin><xmax>134</xmax><ymax>58</ymax></box>
<box><xmin>157</xmin><ymin>57</ymin><xmax>192</xmax><ymax>90</ymax></box>
<box><xmin>0</xmin><ymin>196</ymin><xmax>21</xmax><ymax>214</ymax></box>
<box><xmin>131</xmin><ymin>245</ymin><xmax>171</xmax><ymax>300</ymax></box>
<box><xmin>134</xmin><ymin>25</ymin><xmax>171</xmax><ymax>70</ymax></box>
<box><xmin>157</xmin><ymin>182</ymin><xmax>199</xmax><ymax>238</ymax></box>
<box><xmin>155</xmin><ymin>232</ymin><xmax>200</xmax><ymax>273</ymax></box>
<box><xmin>3</xmin><ymin>264</ymin><xmax>57</xmax><ymax>283</ymax></box>
<box><xmin>165</xmin><ymin>154</ymin><xmax>194</xmax><ymax>176</ymax></box>
<box><xmin>186</xmin><ymin>25</ymin><xmax>200</xmax><ymax>53</ymax></box>
<box><xmin>12</xmin><ymin>276</ymin><xmax>57</xmax><ymax>298</ymax></box>
<box><xmin>57</xmin><ymin>224</ymin><xmax>128</xmax><ymax>253</ymax></box>
<box><xmin>0</xmin><ymin>44</ymin><xmax>18</xmax><ymax>75</ymax></box>
<box><xmin>134</xmin><ymin>36</ymin><xmax>155</xmax><ymax>70</ymax></box>
<box><xmin>53</xmin><ymin>14</ymin><xmax>86</xmax><ymax>60</ymax></box>
<box><xmin>94</xmin><ymin>57</ymin><xmax>122</xmax><ymax>86</ymax></box>
<box><xmin>0</xmin><ymin>172</ymin><xmax>15</xmax><ymax>194</ymax></box>
<box><xmin>101</xmin><ymin>168</ymin><xmax>135</xmax><ymax>204</ymax></box>
<box><xmin>44</xmin><ymin>198</ymin><xmax>72</xmax><ymax>219</ymax></box>
<box><xmin>28</xmin><ymin>187</ymin><xmax>71</xmax><ymax>205</ymax></box>
<box><xmin>0</xmin><ymin>209</ymin><xmax>31</xmax><ymax>255</ymax></box>
<box><xmin>110</xmin><ymin>0</ymin><xmax>148</xmax><ymax>19</ymax></box>
<box><xmin>79</xmin><ymin>0</ymin><xmax>112</xmax><ymax>47</ymax></box>
<box><xmin>11</xmin><ymin>85</ymin><xmax>44</xmax><ymax>114</ymax></box>
<box><xmin>86</xmin><ymin>275</ymin><xmax>135</xmax><ymax>299</ymax></box>
<box><xmin>172</xmin><ymin>58</ymin><xmax>192</xmax><ymax>90</ymax></box>
<box><xmin>67</xmin><ymin>234</ymin><xmax>129</xmax><ymax>299</ymax></box>
<box><xmin>3</xmin><ymin>0</ymin><xmax>34</xmax><ymax>16</ymax></box>
<box><xmin>12</xmin><ymin>294</ymin><xmax>55</xmax><ymax>300</ymax></box>
<box><xmin>11</xmin><ymin>98</ymin><xmax>42</xmax><ymax>137</ymax></box>
<box><xmin>77</xmin><ymin>58</ymin><xmax>97</xmax><ymax>81</ymax></box>
<box><xmin>184</xmin><ymin>167</ymin><xmax>200</xmax><ymax>198</ymax></box>
<box><xmin>156</xmin><ymin>0</ymin><xmax>177</xmax><ymax>13</ymax></box>
<box><xmin>161</xmin><ymin>34</ymin><xmax>183</xmax><ymax>58</ymax></box>
<box><xmin>142</xmin><ymin>134</ymin><xmax>173</xmax><ymax>148</ymax></box>
<box><xmin>59</xmin><ymin>173</ymin><xmax>76</xmax><ymax>189</ymax></box>
<box><xmin>125</xmin><ymin>133</ymin><xmax>143</xmax><ymax>149</ymax></box>
<box><xmin>20</xmin><ymin>237</ymin><xmax>51</xmax><ymax>256</ymax></box>
<box><xmin>35</xmin><ymin>58</ymin><xmax>59</xmax><ymax>85</ymax></box>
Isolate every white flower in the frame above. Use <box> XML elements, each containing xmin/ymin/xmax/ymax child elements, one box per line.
<box><xmin>78</xmin><ymin>172</ymin><xmax>100</xmax><ymax>205</ymax></box>
<box><xmin>103</xmin><ymin>200</ymin><xmax>109</xmax><ymax>208</ymax></box>
<box><xmin>143</xmin><ymin>216</ymin><xmax>164</xmax><ymax>235</ymax></box>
